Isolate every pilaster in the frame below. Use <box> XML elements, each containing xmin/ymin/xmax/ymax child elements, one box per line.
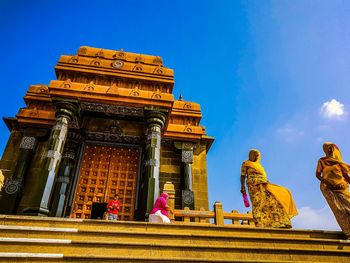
<box><xmin>0</xmin><ymin>136</ymin><xmax>37</xmax><ymax>214</ymax></box>
<box><xmin>175</xmin><ymin>141</ymin><xmax>195</xmax><ymax>209</ymax></box>
<box><xmin>23</xmin><ymin>100</ymin><xmax>78</xmax><ymax>216</ymax></box>
<box><xmin>145</xmin><ymin>110</ymin><xmax>166</xmax><ymax>213</ymax></box>
<box><xmin>49</xmin><ymin>132</ymin><xmax>83</xmax><ymax>217</ymax></box>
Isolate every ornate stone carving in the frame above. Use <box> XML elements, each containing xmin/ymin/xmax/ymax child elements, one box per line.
<box><xmin>182</xmin><ymin>150</ymin><xmax>193</xmax><ymax>164</ymax></box>
<box><xmin>85</xmin><ymin>132</ymin><xmax>141</xmax><ymax>144</ymax></box>
<box><xmin>153</xmin><ymin>67</ymin><xmax>163</xmax><ymax>74</ymax></box>
<box><xmin>182</xmin><ymin>190</ymin><xmax>194</xmax><ymax>207</ymax></box>
<box><xmin>4</xmin><ymin>179</ymin><xmax>22</xmax><ymax>195</ymax></box>
<box><xmin>184</xmin><ymin>103</ymin><xmax>192</xmax><ymax>109</ymax></box>
<box><xmin>19</xmin><ymin>137</ymin><xmax>37</xmax><ymax>150</ymax></box>
<box><xmin>184</xmin><ymin>127</ymin><xmax>193</xmax><ymax>133</ymax></box>
<box><xmin>83</xmin><ymin>82</ymin><xmax>95</xmax><ymax>91</ymax></box>
<box><xmin>106</xmin><ymin>83</ymin><xmax>119</xmax><ymax>95</ymax></box>
<box><xmin>68</xmin><ymin>117</ymin><xmax>80</xmax><ymax>129</ymax></box>
<box><xmin>151</xmin><ymin>92</ymin><xmax>162</xmax><ymax>99</ymax></box>
<box><xmin>61</xmin><ymin>79</ymin><xmax>72</xmax><ymax>88</ymax></box>
<box><xmin>62</xmin><ymin>152</ymin><xmax>75</xmax><ymax>160</ymax></box>
<box><xmin>70</xmin><ymin>56</ymin><xmax>79</xmax><ymax>63</ymax></box>
<box><xmin>80</xmin><ymin>102</ymin><xmax>144</xmax><ymax>117</ymax></box>
<box><xmin>133</xmin><ymin>64</ymin><xmax>143</xmax><ymax>72</ymax></box>
<box><xmin>104</xmin><ymin>122</ymin><xmax>122</xmax><ymax>134</ymax></box>
<box><xmin>91</xmin><ymin>58</ymin><xmax>101</xmax><ymax>66</ymax></box>
<box><xmin>112</xmin><ymin>60</ymin><xmax>124</xmax><ymax>69</ymax></box>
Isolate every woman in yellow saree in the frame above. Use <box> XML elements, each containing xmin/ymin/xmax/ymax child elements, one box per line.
<box><xmin>240</xmin><ymin>149</ymin><xmax>298</xmax><ymax>228</ymax></box>
<box><xmin>316</xmin><ymin>142</ymin><xmax>350</xmax><ymax>239</ymax></box>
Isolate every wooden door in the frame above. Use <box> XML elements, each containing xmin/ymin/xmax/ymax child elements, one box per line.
<box><xmin>71</xmin><ymin>144</ymin><xmax>140</xmax><ymax>220</ymax></box>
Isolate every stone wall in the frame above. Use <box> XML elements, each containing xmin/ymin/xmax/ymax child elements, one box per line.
<box><xmin>192</xmin><ymin>142</ymin><xmax>209</xmax><ymax>210</ymax></box>
<box><xmin>159</xmin><ymin>145</ymin><xmax>182</xmax><ymax>209</ymax></box>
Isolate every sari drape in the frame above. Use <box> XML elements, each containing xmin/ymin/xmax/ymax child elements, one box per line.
<box><xmin>242</xmin><ymin>149</ymin><xmax>298</xmax><ymax>228</ymax></box>
<box><xmin>317</xmin><ymin>143</ymin><xmax>350</xmax><ymax>238</ymax></box>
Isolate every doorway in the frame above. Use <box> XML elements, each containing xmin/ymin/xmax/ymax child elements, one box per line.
<box><xmin>70</xmin><ymin>144</ymin><xmax>140</xmax><ymax>221</ymax></box>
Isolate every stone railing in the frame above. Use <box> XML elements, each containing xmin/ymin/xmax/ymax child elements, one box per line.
<box><xmin>172</xmin><ymin>201</ymin><xmax>254</xmax><ymax>226</ymax></box>
<box><xmin>163</xmin><ymin>181</ymin><xmax>254</xmax><ymax>226</ymax></box>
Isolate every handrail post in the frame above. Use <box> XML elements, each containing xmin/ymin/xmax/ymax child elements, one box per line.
<box><xmin>214</xmin><ymin>201</ymin><xmax>224</xmax><ymax>226</ymax></box>
<box><xmin>199</xmin><ymin>207</ymin><xmax>206</xmax><ymax>223</ymax></box>
<box><xmin>184</xmin><ymin>207</ymin><xmax>190</xmax><ymax>222</ymax></box>
<box><xmin>163</xmin><ymin>181</ymin><xmax>175</xmax><ymax>221</ymax></box>
<box><xmin>232</xmin><ymin>209</ymin><xmax>238</xmax><ymax>225</ymax></box>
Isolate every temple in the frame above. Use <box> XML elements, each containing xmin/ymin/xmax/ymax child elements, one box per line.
<box><xmin>0</xmin><ymin>46</ymin><xmax>213</xmax><ymax>220</ymax></box>
<box><xmin>0</xmin><ymin>47</ymin><xmax>348</xmax><ymax>262</ymax></box>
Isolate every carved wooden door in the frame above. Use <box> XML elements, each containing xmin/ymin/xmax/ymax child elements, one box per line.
<box><xmin>71</xmin><ymin>144</ymin><xmax>140</xmax><ymax>220</ymax></box>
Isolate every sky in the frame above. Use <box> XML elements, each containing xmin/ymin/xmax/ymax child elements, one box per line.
<box><xmin>0</xmin><ymin>0</ymin><xmax>349</xmax><ymax>230</ymax></box>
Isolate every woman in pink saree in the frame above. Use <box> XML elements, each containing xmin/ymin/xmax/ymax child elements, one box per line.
<box><xmin>149</xmin><ymin>192</ymin><xmax>173</xmax><ymax>223</ymax></box>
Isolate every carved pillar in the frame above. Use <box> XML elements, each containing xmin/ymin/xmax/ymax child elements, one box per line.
<box><xmin>23</xmin><ymin>100</ymin><xmax>78</xmax><ymax>216</ymax></box>
<box><xmin>175</xmin><ymin>141</ymin><xmax>195</xmax><ymax>209</ymax></box>
<box><xmin>50</xmin><ymin>132</ymin><xmax>82</xmax><ymax>217</ymax></box>
<box><xmin>0</xmin><ymin>136</ymin><xmax>37</xmax><ymax>214</ymax></box>
<box><xmin>145</xmin><ymin>110</ymin><xmax>166</xmax><ymax>213</ymax></box>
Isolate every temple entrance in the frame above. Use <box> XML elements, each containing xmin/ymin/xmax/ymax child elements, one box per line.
<box><xmin>70</xmin><ymin>144</ymin><xmax>141</xmax><ymax>220</ymax></box>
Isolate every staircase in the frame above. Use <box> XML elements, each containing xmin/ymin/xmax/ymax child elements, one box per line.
<box><xmin>0</xmin><ymin>215</ymin><xmax>349</xmax><ymax>262</ymax></box>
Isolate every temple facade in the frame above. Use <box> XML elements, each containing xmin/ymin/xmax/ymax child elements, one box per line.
<box><xmin>0</xmin><ymin>46</ymin><xmax>213</xmax><ymax>221</ymax></box>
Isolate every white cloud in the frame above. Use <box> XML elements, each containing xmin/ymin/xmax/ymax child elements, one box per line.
<box><xmin>292</xmin><ymin>206</ymin><xmax>340</xmax><ymax>231</ymax></box>
<box><xmin>320</xmin><ymin>99</ymin><xmax>347</xmax><ymax>119</ymax></box>
<box><xmin>276</xmin><ymin>125</ymin><xmax>304</xmax><ymax>143</ymax></box>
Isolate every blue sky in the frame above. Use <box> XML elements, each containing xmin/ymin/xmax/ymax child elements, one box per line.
<box><xmin>1</xmin><ymin>0</ymin><xmax>349</xmax><ymax>230</ymax></box>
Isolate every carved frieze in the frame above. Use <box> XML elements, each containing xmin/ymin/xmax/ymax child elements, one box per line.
<box><xmin>80</xmin><ymin>102</ymin><xmax>144</xmax><ymax>117</ymax></box>
<box><xmin>85</xmin><ymin>131</ymin><xmax>141</xmax><ymax>144</ymax></box>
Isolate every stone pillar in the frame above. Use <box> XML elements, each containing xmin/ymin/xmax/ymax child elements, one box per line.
<box><xmin>23</xmin><ymin>100</ymin><xmax>78</xmax><ymax>216</ymax></box>
<box><xmin>182</xmin><ymin>147</ymin><xmax>194</xmax><ymax>191</ymax></box>
<box><xmin>175</xmin><ymin>142</ymin><xmax>195</xmax><ymax>209</ymax></box>
<box><xmin>0</xmin><ymin>136</ymin><xmax>37</xmax><ymax>214</ymax></box>
<box><xmin>145</xmin><ymin>110</ymin><xmax>166</xmax><ymax>213</ymax></box>
<box><xmin>50</xmin><ymin>132</ymin><xmax>82</xmax><ymax>217</ymax></box>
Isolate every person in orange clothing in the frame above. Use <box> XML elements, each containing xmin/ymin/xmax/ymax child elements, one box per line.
<box><xmin>316</xmin><ymin>142</ymin><xmax>350</xmax><ymax>239</ymax></box>
<box><xmin>240</xmin><ymin>149</ymin><xmax>298</xmax><ymax>228</ymax></box>
<box><xmin>106</xmin><ymin>194</ymin><xmax>121</xmax><ymax>220</ymax></box>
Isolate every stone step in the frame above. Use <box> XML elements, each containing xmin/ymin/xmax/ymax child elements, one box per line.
<box><xmin>0</xmin><ymin>254</ymin><xmax>330</xmax><ymax>263</ymax></box>
<box><xmin>0</xmin><ymin>238</ymin><xmax>349</xmax><ymax>262</ymax></box>
<box><xmin>0</xmin><ymin>253</ymin><xmax>328</xmax><ymax>263</ymax></box>
<box><xmin>0</xmin><ymin>215</ymin><xmax>344</xmax><ymax>240</ymax></box>
<box><xmin>1</xmin><ymin>226</ymin><xmax>349</xmax><ymax>251</ymax></box>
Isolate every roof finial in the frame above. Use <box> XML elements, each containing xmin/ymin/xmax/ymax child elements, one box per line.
<box><xmin>179</xmin><ymin>94</ymin><xmax>183</xmax><ymax>101</ymax></box>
